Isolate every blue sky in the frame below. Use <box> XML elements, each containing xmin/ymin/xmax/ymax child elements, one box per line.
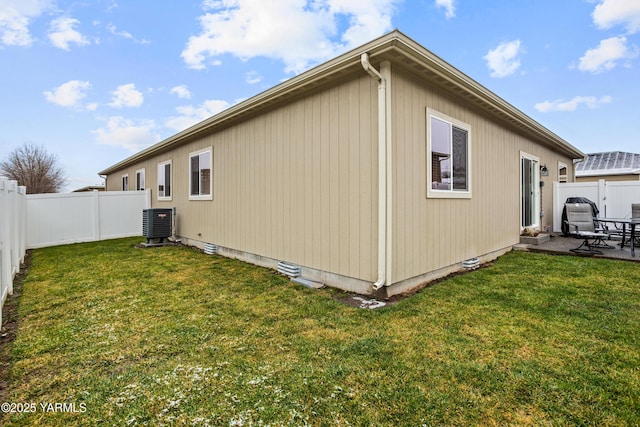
<box><xmin>1</xmin><ymin>0</ymin><xmax>639</xmax><ymax>192</ymax></box>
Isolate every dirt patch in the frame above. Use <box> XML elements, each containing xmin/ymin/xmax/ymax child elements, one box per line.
<box><xmin>338</xmin><ymin>294</ymin><xmax>390</xmax><ymax>309</ymax></box>
<box><xmin>0</xmin><ymin>250</ymin><xmax>31</xmax><ymax>403</ymax></box>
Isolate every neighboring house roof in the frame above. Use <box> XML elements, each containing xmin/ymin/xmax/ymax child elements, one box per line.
<box><xmin>99</xmin><ymin>30</ymin><xmax>583</xmax><ymax>176</ymax></box>
<box><xmin>72</xmin><ymin>185</ymin><xmax>106</xmax><ymax>192</ymax></box>
<box><xmin>575</xmin><ymin>151</ymin><xmax>640</xmax><ymax>177</ymax></box>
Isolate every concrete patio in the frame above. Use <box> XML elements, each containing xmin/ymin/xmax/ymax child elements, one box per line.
<box><xmin>514</xmin><ymin>233</ymin><xmax>640</xmax><ymax>262</ymax></box>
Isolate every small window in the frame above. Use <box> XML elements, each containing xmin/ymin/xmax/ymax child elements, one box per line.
<box><xmin>189</xmin><ymin>147</ymin><xmax>212</xmax><ymax>200</ymax></box>
<box><xmin>122</xmin><ymin>174</ymin><xmax>129</xmax><ymax>191</ymax></box>
<box><xmin>427</xmin><ymin>109</ymin><xmax>471</xmax><ymax>198</ymax></box>
<box><xmin>558</xmin><ymin>162</ymin><xmax>568</xmax><ymax>183</ymax></box>
<box><xmin>158</xmin><ymin>160</ymin><xmax>172</xmax><ymax>200</ymax></box>
<box><xmin>136</xmin><ymin>168</ymin><xmax>145</xmax><ymax>191</ymax></box>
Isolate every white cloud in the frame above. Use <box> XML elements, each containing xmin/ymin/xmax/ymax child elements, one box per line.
<box><xmin>435</xmin><ymin>0</ymin><xmax>455</xmax><ymax>19</ymax></box>
<box><xmin>93</xmin><ymin>116</ymin><xmax>160</xmax><ymax>152</ymax></box>
<box><xmin>181</xmin><ymin>0</ymin><xmax>398</xmax><ymax>74</ymax></box>
<box><xmin>534</xmin><ymin>95</ymin><xmax>612</xmax><ymax>113</ymax></box>
<box><xmin>578</xmin><ymin>36</ymin><xmax>638</xmax><ymax>73</ymax></box>
<box><xmin>106</xmin><ymin>23</ymin><xmax>150</xmax><ymax>44</ymax></box>
<box><xmin>105</xmin><ymin>1</ymin><xmax>118</xmax><ymax>13</ymax></box>
<box><xmin>48</xmin><ymin>17</ymin><xmax>90</xmax><ymax>50</ymax></box>
<box><xmin>165</xmin><ymin>99</ymin><xmax>231</xmax><ymax>132</ymax></box>
<box><xmin>108</xmin><ymin>83</ymin><xmax>144</xmax><ymax>108</ymax></box>
<box><xmin>43</xmin><ymin>80</ymin><xmax>92</xmax><ymax>109</ymax></box>
<box><xmin>592</xmin><ymin>0</ymin><xmax>640</xmax><ymax>34</ymax></box>
<box><xmin>0</xmin><ymin>0</ymin><xmax>52</xmax><ymax>46</ymax></box>
<box><xmin>106</xmin><ymin>23</ymin><xmax>132</xmax><ymax>39</ymax></box>
<box><xmin>170</xmin><ymin>85</ymin><xmax>191</xmax><ymax>99</ymax></box>
<box><xmin>245</xmin><ymin>70</ymin><xmax>262</xmax><ymax>84</ymax></box>
<box><xmin>483</xmin><ymin>39</ymin><xmax>523</xmax><ymax>78</ymax></box>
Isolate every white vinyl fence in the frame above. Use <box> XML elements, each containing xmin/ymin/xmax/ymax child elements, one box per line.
<box><xmin>553</xmin><ymin>180</ymin><xmax>640</xmax><ymax>232</ymax></box>
<box><xmin>1</xmin><ymin>179</ymin><xmax>27</xmax><ymax>330</ymax></box>
<box><xmin>1</xmin><ymin>186</ymin><xmax>150</xmax><ymax>328</ymax></box>
<box><xmin>26</xmin><ymin>189</ymin><xmax>151</xmax><ymax>249</ymax></box>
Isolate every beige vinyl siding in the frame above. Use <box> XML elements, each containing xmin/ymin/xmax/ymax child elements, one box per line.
<box><xmin>103</xmin><ymin>59</ymin><xmax>579</xmax><ymax>291</ymax></box>
<box><xmin>106</xmin><ymin>74</ymin><xmax>378</xmax><ymax>282</ymax></box>
<box><xmin>390</xmin><ymin>68</ymin><xmax>574</xmax><ymax>284</ymax></box>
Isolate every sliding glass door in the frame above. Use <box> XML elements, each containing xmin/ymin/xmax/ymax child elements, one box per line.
<box><xmin>521</xmin><ymin>153</ymin><xmax>540</xmax><ymax>229</ymax></box>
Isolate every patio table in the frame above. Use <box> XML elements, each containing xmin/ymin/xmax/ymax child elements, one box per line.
<box><xmin>598</xmin><ymin>218</ymin><xmax>640</xmax><ymax>257</ymax></box>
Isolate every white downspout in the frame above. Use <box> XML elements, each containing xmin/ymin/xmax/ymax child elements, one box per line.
<box><xmin>361</xmin><ymin>53</ymin><xmax>387</xmax><ymax>291</ymax></box>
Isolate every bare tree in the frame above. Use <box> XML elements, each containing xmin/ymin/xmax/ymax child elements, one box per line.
<box><xmin>0</xmin><ymin>144</ymin><xmax>66</xmax><ymax>194</ymax></box>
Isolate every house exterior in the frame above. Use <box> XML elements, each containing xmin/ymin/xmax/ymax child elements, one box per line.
<box><xmin>575</xmin><ymin>151</ymin><xmax>640</xmax><ymax>182</ymax></box>
<box><xmin>99</xmin><ymin>30</ymin><xmax>583</xmax><ymax>297</ymax></box>
<box><xmin>72</xmin><ymin>185</ymin><xmax>105</xmax><ymax>192</ymax></box>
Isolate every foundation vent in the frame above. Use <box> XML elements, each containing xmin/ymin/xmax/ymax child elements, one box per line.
<box><xmin>204</xmin><ymin>243</ymin><xmax>218</xmax><ymax>255</ymax></box>
<box><xmin>462</xmin><ymin>258</ymin><xmax>480</xmax><ymax>270</ymax></box>
<box><xmin>277</xmin><ymin>261</ymin><xmax>301</xmax><ymax>277</ymax></box>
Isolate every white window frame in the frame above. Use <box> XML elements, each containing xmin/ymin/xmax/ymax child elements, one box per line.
<box><xmin>188</xmin><ymin>147</ymin><xmax>213</xmax><ymax>201</ymax></box>
<box><xmin>558</xmin><ymin>162</ymin><xmax>568</xmax><ymax>183</ymax></box>
<box><xmin>136</xmin><ymin>168</ymin><xmax>145</xmax><ymax>191</ymax></box>
<box><xmin>157</xmin><ymin>160</ymin><xmax>172</xmax><ymax>201</ymax></box>
<box><xmin>426</xmin><ymin>108</ymin><xmax>472</xmax><ymax>199</ymax></box>
<box><xmin>122</xmin><ymin>174</ymin><xmax>128</xmax><ymax>191</ymax></box>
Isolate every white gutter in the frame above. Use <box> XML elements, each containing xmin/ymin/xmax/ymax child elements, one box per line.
<box><xmin>361</xmin><ymin>53</ymin><xmax>387</xmax><ymax>291</ymax></box>
<box><xmin>577</xmin><ymin>168</ymin><xmax>640</xmax><ymax>177</ymax></box>
<box><xmin>572</xmin><ymin>157</ymin><xmax>587</xmax><ymax>182</ymax></box>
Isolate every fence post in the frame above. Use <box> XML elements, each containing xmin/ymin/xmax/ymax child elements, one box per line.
<box><xmin>0</xmin><ymin>180</ymin><xmax>7</xmax><ymax>306</ymax></box>
<box><xmin>598</xmin><ymin>179</ymin><xmax>607</xmax><ymax>218</ymax></box>
<box><xmin>553</xmin><ymin>181</ymin><xmax>560</xmax><ymax>232</ymax></box>
<box><xmin>1</xmin><ymin>180</ymin><xmax>13</xmax><ymax>296</ymax></box>
<box><xmin>0</xmin><ymin>180</ymin><xmax>3</xmax><ymax>328</ymax></box>
<box><xmin>93</xmin><ymin>190</ymin><xmax>101</xmax><ymax>242</ymax></box>
<box><xmin>144</xmin><ymin>188</ymin><xmax>151</xmax><ymax>209</ymax></box>
<box><xmin>18</xmin><ymin>186</ymin><xmax>26</xmax><ymax>263</ymax></box>
<box><xmin>10</xmin><ymin>181</ymin><xmax>20</xmax><ymax>282</ymax></box>
<box><xmin>8</xmin><ymin>180</ymin><xmax>17</xmax><ymax>294</ymax></box>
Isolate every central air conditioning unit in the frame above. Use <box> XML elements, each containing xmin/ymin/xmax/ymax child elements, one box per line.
<box><xmin>142</xmin><ymin>208</ymin><xmax>173</xmax><ymax>246</ymax></box>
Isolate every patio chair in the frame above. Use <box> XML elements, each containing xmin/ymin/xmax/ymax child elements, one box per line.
<box><xmin>561</xmin><ymin>197</ymin><xmax>599</xmax><ymax>236</ymax></box>
<box><xmin>633</xmin><ymin>204</ymin><xmax>640</xmax><ymax>246</ymax></box>
<box><xmin>564</xmin><ymin>203</ymin><xmax>613</xmax><ymax>255</ymax></box>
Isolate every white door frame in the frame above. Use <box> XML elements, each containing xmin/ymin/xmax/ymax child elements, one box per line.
<box><xmin>520</xmin><ymin>151</ymin><xmax>540</xmax><ymax>229</ymax></box>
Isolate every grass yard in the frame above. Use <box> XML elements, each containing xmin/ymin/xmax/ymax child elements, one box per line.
<box><xmin>1</xmin><ymin>237</ymin><xmax>639</xmax><ymax>426</ymax></box>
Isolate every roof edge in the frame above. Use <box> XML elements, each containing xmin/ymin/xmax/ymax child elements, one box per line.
<box><xmin>100</xmin><ymin>30</ymin><xmax>584</xmax><ymax>175</ymax></box>
<box><xmin>99</xmin><ymin>31</ymin><xmax>405</xmax><ymax>176</ymax></box>
<box><xmin>576</xmin><ymin>169</ymin><xmax>640</xmax><ymax>177</ymax></box>
<box><xmin>385</xmin><ymin>32</ymin><xmax>584</xmax><ymax>159</ymax></box>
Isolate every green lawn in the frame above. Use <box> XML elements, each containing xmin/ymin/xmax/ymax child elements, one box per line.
<box><xmin>1</xmin><ymin>237</ymin><xmax>639</xmax><ymax>426</ymax></box>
